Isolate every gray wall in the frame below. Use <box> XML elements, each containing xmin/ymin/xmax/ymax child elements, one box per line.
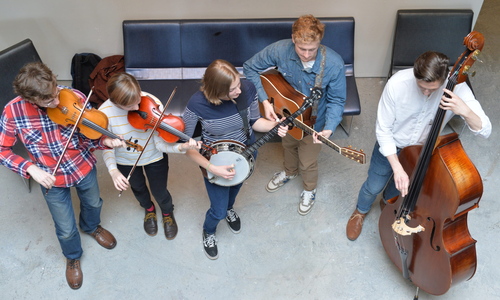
<box><xmin>1</xmin><ymin>0</ymin><xmax>483</xmax><ymax>80</ymax></box>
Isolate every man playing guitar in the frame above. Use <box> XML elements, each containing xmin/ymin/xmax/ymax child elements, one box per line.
<box><xmin>244</xmin><ymin>15</ymin><xmax>347</xmax><ymax>215</ymax></box>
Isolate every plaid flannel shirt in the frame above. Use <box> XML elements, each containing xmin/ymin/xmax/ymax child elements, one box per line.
<box><xmin>0</xmin><ymin>88</ymin><xmax>107</xmax><ymax>187</ymax></box>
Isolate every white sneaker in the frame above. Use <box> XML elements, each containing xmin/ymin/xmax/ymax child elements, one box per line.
<box><xmin>266</xmin><ymin>171</ymin><xmax>297</xmax><ymax>193</ymax></box>
<box><xmin>298</xmin><ymin>189</ymin><xmax>316</xmax><ymax>215</ymax></box>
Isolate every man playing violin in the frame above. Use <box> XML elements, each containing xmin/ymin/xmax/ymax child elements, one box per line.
<box><xmin>0</xmin><ymin>62</ymin><xmax>126</xmax><ymax>289</ymax></box>
<box><xmin>99</xmin><ymin>72</ymin><xmax>200</xmax><ymax>240</ymax></box>
<box><xmin>346</xmin><ymin>51</ymin><xmax>492</xmax><ymax>241</ymax></box>
<box><xmin>243</xmin><ymin>15</ymin><xmax>346</xmax><ymax>215</ymax></box>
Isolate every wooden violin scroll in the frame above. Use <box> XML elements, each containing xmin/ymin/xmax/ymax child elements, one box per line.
<box><xmin>452</xmin><ymin>31</ymin><xmax>484</xmax><ymax>85</ymax></box>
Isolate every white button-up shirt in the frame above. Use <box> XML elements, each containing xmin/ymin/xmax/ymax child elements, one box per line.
<box><xmin>376</xmin><ymin>68</ymin><xmax>491</xmax><ymax>157</ymax></box>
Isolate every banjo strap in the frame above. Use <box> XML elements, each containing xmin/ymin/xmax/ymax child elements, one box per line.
<box><xmin>235</xmin><ymin>83</ymin><xmax>252</xmax><ymax>145</ymax></box>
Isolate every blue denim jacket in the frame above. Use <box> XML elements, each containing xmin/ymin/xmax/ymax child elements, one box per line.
<box><xmin>243</xmin><ymin>39</ymin><xmax>346</xmax><ymax>133</ymax></box>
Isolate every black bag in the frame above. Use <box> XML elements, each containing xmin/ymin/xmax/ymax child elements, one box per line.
<box><xmin>71</xmin><ymin>53</ymin><xmax>102</xmax><ymax>96</ymax></box>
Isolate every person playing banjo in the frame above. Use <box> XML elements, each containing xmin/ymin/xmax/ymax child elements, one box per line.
<box><xmin>183</xmin><ymin>59</ymin><xmax>288</xmax><ymax>260</ymax></box>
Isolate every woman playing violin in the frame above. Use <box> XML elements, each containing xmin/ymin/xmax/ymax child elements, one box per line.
<box><xmin>99</xmin><ymin>72</ymin><xmax>199</xmax><ymax>240</ymax></box>
<box><xmin>0</xmin><ymin>62</ymin><xmax>126</xmax><ymax>290</ymax></box>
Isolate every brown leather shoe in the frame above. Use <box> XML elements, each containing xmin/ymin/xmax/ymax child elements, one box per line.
<box><xmin>90</xmin><ymin>225</ymin><xmax>117</xmax><ymax>249</ymax></box>
<box><xmin>144</xmin><ymin>209</ymin><xmax>158</xmax><ymax>236</ymax></box>
<box><xmin>163</xmin><ymin>213</ymin><xmax>178</xmax><ymax>240</ymax></box>
<box><xmin>346</xmin><ymin>209</ymin><xmax>366</xmax><ymax>241</ymax></box>
<box><xmin>66</xmin><ymin>259</ymin><xmax>82</xmax><ymax>289</ymax></box>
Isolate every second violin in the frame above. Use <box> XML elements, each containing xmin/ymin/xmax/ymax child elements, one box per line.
<box><xmin>128</xmin><ymin>95</ymin><xmax>187</xmax><ymax>143</ymax></box>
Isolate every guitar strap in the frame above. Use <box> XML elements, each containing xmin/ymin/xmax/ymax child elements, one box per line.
<box><xmin>310</xmin><ymin>45</ymin><xmax>326</xmax><ymax>125</ymax></box>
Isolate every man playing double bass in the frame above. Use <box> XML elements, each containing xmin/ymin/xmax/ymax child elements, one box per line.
<box><xmin>346</xmin><ymin>51</ymin><xmax>492</xmax><ymax>241</ymax></box>
<box><xmin>0</xmin><ymin>62</ymin><xmax>126</xmax><ymax>289</ymax></box>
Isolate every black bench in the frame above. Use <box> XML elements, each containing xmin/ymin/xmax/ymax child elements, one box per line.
<box><xmin>123</xmin><ymin>17</ymin><xmax>360</xmax><ymax>135</ymax></box>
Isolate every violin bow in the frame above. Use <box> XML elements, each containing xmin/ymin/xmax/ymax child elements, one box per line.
<box><xmin>118</xmin><ymin>87</ymin><xmax>177</xmax><ymax>197</ymax></box>
<box><xmin>45</xmin><ymin>88</ymin><xmax>95</xmax><ymax>195</ymax></box>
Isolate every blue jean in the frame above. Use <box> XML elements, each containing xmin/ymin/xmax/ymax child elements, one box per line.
<box><xmin>203</xmin><ymin>177</ymin><xmax>242</xmax><ymax>234</ymax></box>
<box><xmin>40</xmin><ymin>166</ymin><xmax>102</xmax><ymax>260</ymax></box>
<box><xmin>356</xmin><ymin>142</ymin><xmax>400</xmax><ymax>214</ymax></box>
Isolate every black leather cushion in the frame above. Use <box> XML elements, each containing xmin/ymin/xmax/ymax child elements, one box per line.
<box><xmin>390</xmin><ymin>9</ymin><xmax>473</xmax><ymax>73</ymax></box>
<box><xmin>123</xmin><ymin>20</ymin><xmax>182</xmax><ymax>69</ymax></box>
<box><xmin>0</xmin><ymin>39</ymin><xmax>42</xmax><ymax>171</ymax></box>
<box><xmin>0</xmin><ymin>39</ymin><xmax>42</xmax><ymax>107</ymax></box>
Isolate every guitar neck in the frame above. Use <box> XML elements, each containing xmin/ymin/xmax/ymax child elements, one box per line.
<box><xmin>290</xmin><ymin>118</ymin><xmax>366</xmax><ymax>164</ymax></box>
<box><xmin>291</xmin><ymin>119</ymin><xmax>341</xmax><ymax>154</ymax></box>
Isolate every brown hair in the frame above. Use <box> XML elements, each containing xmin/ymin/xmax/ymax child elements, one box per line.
<box><xmin>292</xmin><ymin>15</ymin><xmax>325</xmax><ymax>44</ymax></box>
<box><xmin>106</xmin><ymin>72</ymin><xmax>142</xmax><ymax>106</ymax></box>
<box><xmin>13</xmin><ymin>62</ymin><xmax>57</xmax><ymax>104</ymax></box>
<box><xmin>201</xmin><ymin>59</ymin><xmax>240</xmax><ymax>105</ymax></box>
<box><xmin>413</xmin><ymin>51</ymin><xmax>450</xmax><ymax>83</ymax></box>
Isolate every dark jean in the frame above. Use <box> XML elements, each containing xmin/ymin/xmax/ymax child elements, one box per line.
<box><xmin>117</xmin><ymin>154</ymin><xmax>173</xmax><ymax>214</ymax></box>
<box><xmin>202</xmin><ymin>177</ymin><xmax>243</xmax><ymax>234</ymax></box>
<box><xmin>40</xmin><ymin>166</ymin><xmax>102</xmax><ymax>260</ymax></box>
<box><xmin>356</xmin><ymin>142</ymin><xmax>400</xmax><ymax>214</ymax></box>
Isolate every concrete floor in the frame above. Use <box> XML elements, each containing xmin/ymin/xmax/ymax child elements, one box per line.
<box><xmin>1</xmin><ymin>2</ymin><xmax>499</xmax><ymax>299</ymax></box>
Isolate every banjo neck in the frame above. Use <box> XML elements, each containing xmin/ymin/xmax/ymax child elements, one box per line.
<box><xmin>242</xmin><ymin>87</ymin><xmax>321</xmax><ymax>158</ymax></box>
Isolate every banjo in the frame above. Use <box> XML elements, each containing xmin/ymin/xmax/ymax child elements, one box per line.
<box><xmin>202</xmin><ymin>87</ymin><xmax>323</xmax><ymax>186</ymax></box>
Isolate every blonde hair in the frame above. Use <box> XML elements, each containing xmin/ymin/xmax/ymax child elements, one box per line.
<box><xmin>106</xmin><ymin>72</ymin><xmax>142</xmax><ymax>106</ymax></box>
<box><xmin>13</xmin><ymin>62</ymin><xmax>57</xmax><ymax>104</ymax></box>
<box><xmin>292</xmin><ymin>15</ymin><xmax>325</xmax><ymax>44</ymax></box>
<box><xmin>201</xmin><ymin>59</ymin><xmax>240</xmax><ymax>105</ymax></box>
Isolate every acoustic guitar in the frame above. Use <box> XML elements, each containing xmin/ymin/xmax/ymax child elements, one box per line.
<box><xmin>259</xmin><ymin>69</ymin><xmax>365</xmax><ymax>164</ymax></box>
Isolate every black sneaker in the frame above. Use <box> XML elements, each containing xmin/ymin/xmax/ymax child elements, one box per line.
<box><xmin>202</xmin><ymin>230</ymin><xmax>218</xmax><ymax>260</ymax></box>
<box><xmin>225</xmin><ymin>209</ymin><xmax>241</xmax><ymax>234</ymax></box>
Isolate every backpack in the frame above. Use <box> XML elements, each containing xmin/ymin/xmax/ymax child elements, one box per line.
<box><xmin>88</xmin><ymin>55</ymin><xmax>125</xmax><ymax>108</ymax></box>
<box><xmin>70</xmin><ymin>53</ymin><xmax>102</xmax><ymax>96</ymax></box>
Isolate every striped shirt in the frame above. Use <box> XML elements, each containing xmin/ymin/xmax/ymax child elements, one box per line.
<box><xmin>183</xmin><ymin>80</ymin><xmax>260</xmax><ymax>145</ymax></box>
<box><xmin>0</xmin><ymin>87</ymin><xmax>107</xmax><ymax>187</ymax></box>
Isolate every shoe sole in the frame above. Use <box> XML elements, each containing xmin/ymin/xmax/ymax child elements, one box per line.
<box><xmin>226</xmin><ymin>221</ymin><xmax>241</xmax><ymax>234</ymax></box>
<box><xmin>265</xmin><ymin>175</ymin><xmax>297</xmax><ymax>193</ymax></box>
<box><xmin>298</xmin><ymin>203</ymin><xmax>314</xmax><ymax>216</ymax></box>
<box><xmin>165</xmin><ymin>233</ymin><xmax>177</xmax><ymax>240</ymax></box>
<box><xmin>204</xmin><ymin>251</ymin><xmax>219</xmax><ymax>260</ymax></box>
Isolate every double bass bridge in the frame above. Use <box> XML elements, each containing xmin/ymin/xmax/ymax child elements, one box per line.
<box><xmin>391</xmin><ymin>217</ymin><xmax>425</xmax><ymax>236</ymax></box>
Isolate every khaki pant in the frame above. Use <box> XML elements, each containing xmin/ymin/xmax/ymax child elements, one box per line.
<box><xmin>281</xmin><ymin>133</ymin><xmax>322</xmax><ymax>191</ymax></box>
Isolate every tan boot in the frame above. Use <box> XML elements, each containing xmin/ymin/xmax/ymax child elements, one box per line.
<box><xmin>346</xmin><ymin>209</ymin><xmax>366</xmax><ymax>241</ymax></box>
<box><xmin>66</xmin><ymin>259</ymin><xmax>82</xmax><ymax>289</ymax></box>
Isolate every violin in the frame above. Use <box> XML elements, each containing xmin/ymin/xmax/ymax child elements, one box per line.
<box><xmin>128</xmin><ymin>95</ymin><xmax>216</xmax><ymax>153</ymax></box>
<box><xmin>47</xmin><ymin>89</ymin><xmax>143</xmax><ymax>152</ymax></box>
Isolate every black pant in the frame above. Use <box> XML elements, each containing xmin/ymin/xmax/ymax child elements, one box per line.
<box><xmin>117</xmin><ymin>153</ymin><xmax>173</xmax><ymax>214</ymax></box>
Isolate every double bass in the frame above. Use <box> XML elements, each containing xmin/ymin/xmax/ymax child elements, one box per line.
<box><xmin>378</xmin><ymin>31</ymin><xmax>485</xmax><ymax>296</ymax></box>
